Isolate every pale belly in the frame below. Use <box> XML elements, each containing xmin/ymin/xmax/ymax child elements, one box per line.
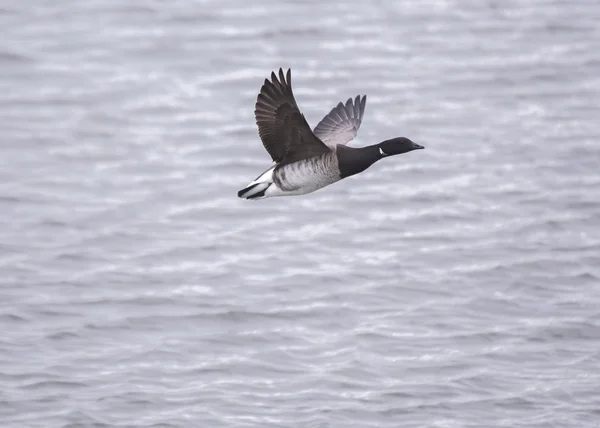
<box><xmin>265</xmin><ymin>177</ymin><xmax>328</xmax><ymax>197</ymax></box>
<box><xmin>269</xmin><ymin>157</ymin><xmax>341</xmax><ymax>197</ymax></box>
<box><xmin>241</xmin><ymin>153</ymin><xmax>342</xmax><ymax>199</ymax></box>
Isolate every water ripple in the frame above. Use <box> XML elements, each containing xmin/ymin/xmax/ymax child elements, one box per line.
<box><xmin>1</xmin><ymin>0</ymin><xmax>600</xmax><ymax>427</ymax></box>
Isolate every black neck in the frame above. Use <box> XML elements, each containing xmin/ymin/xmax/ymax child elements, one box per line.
<box><xmin>337</xmin><ymin>144</ymin><xmax>385</xmax><ymax>179</ymax></box>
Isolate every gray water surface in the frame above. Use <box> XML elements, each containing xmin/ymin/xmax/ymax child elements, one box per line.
<box><xmin>2</xmin><ymin>1</ymin><xmax>600</xmax><ymax>427</ymax></box>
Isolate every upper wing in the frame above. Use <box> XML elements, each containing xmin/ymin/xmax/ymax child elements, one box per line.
<box><xmin>254</xmin><ymin>68</ymin><xmax>331</xmax><ymax>165</ymax></box>
<box><xmin>313</xmin><ymin>95</ymin><xmax>367</xmax><ymax>148</ymax></box>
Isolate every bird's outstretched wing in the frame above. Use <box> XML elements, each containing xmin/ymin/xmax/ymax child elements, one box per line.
<box><xmin>255</xmin><ymin>68</ymin><xmax>330</xmax><ymax>165</ymax></box>
<box><xmin>313</xmin><ymin>95</ymin><xmax>367</xmax><ymax>148</ymax></box>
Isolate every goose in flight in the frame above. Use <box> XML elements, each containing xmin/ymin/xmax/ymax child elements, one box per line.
<box><xmin>238</xmin><ymin>68</ymin><xmax>423</xmax><ymax>200</ymax></box>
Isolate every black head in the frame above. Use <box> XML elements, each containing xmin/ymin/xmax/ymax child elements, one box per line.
<box><xmin>378</xmin><ymin>137</ymin><xmax>424</xmax><ymax>156</ymax></box>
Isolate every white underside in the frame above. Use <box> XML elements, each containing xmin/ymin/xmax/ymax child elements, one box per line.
<box><xmin>240</xmin><ymin>164</ymin><xmax>321</xmax><ymax>199</ymax></box>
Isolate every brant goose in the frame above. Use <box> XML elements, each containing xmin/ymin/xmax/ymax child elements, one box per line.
<box><xmin>238</xmin><ymin>68</ymin><xmax>423</xmax><ymax>200</ymax></box>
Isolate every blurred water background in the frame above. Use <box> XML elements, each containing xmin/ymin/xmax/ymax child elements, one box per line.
<box><xmin>1</xmin><ymin>0</ymin><xmax>600</xmax><ymax>427</ymax></box>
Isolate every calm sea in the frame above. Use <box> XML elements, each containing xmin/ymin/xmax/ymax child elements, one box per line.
<box><xmin>1</xmin><ymin>0</ymin><xmax>599</xmax><ymax>427</ymax></box>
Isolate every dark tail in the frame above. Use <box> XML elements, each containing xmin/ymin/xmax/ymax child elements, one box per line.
<box><xmin>237</xmin><ymin>182</ymin><xmax>270</xmax><ymax>200</ymax></box>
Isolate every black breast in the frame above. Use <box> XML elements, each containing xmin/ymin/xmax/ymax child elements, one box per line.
<box><xmin>336</xmin><ymin>145</ymin><xmax>379</xmax><ymax>179</ymax></box>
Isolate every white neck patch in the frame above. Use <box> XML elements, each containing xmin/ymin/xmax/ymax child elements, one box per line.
<box><xmin>379</xmin><ymin>147</ymin><xmax>388</xmax><ymax>156</ymax></box>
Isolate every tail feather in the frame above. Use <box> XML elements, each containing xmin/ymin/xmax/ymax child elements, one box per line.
<box><xmin>238</xmin><ymin>165</ymin><xmax>275</xmax><ymax>200</ymax></box>
<box><xmin>238</xmin><ymin>182</ymin><xmax>271</xmax><ymax>200</ymax></box>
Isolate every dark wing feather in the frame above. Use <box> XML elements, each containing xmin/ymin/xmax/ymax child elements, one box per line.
<box><xmin>313</xmin><ymin>95</ymin><xmax>367</xmax><ymax>148</ymax></box>
<box><xmin>255</xmin><ymin>68</ymin><xmax>331</xmax><ymax>165</ymax></box>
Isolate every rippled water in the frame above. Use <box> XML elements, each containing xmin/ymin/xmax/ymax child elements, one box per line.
<box><xmin>2</xmin><ymin>0</ymin><xmax>600</xmax><ymax>427</ymax></box>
